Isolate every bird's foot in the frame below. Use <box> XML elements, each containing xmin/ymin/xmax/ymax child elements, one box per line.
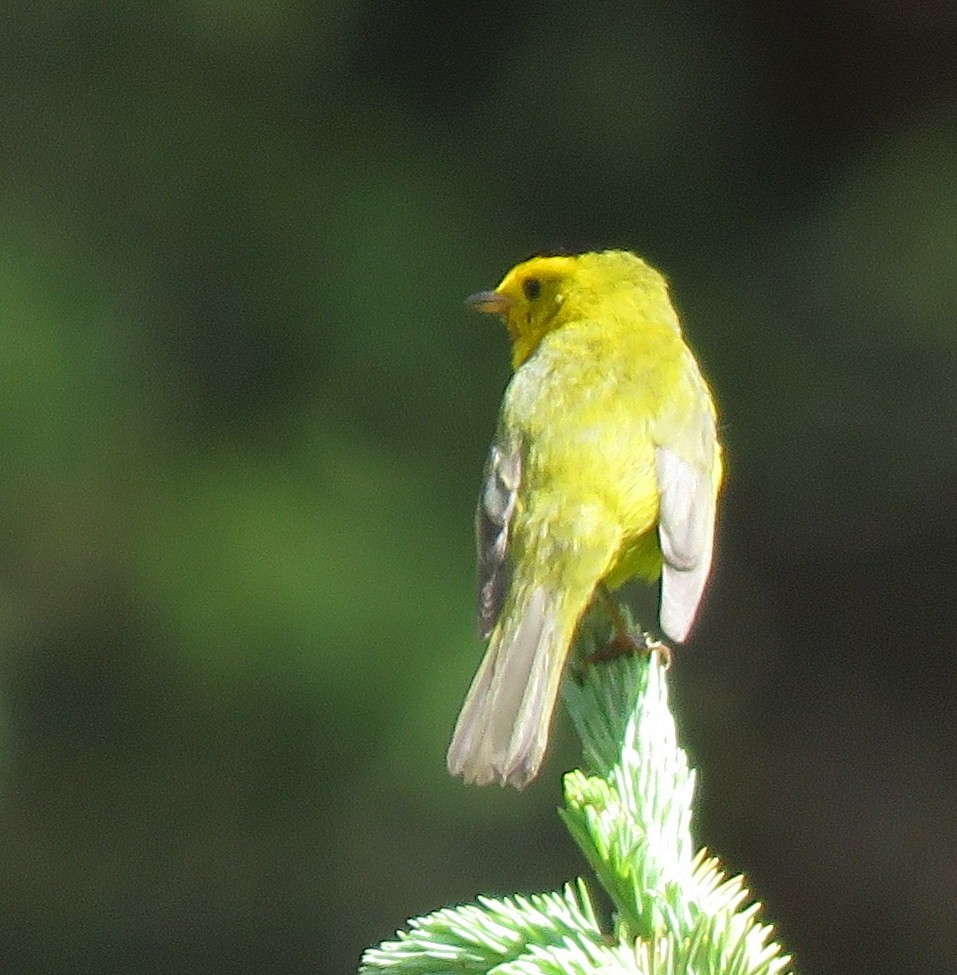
<box><xmin>586</xmin><ymin>629</ymin><xmax>672</xmax><ymax>669</ymax></box>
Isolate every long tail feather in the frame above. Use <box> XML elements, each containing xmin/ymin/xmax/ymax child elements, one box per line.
<box><xmin>447</xmin><ymin>586</ymin><xmax>578</xmax><ymax>789</ymax></box>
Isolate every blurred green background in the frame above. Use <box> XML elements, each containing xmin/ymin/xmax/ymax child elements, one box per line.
<box><xmin>1</xmin><ymin>2</ymin><xmax>956</xmax><ymax>973</ymax></box>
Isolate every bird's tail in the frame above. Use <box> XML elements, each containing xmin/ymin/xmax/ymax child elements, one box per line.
<box><xmin>446</xmin><ymin>585</ymin><xmax>582</xmax><ymax>789</ymax></box>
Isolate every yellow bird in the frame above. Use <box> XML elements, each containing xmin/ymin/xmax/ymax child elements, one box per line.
<box><xmin>447</xmin><ymin>250</ymin><xmax>723</xmax><ymax>789</ymax></box>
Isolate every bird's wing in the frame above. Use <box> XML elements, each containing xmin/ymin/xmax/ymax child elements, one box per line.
<box><xmin>654</xmin><ymin>403</ymin><xmax>720</xmax><ymax>643</ymax></box>
<box><xmin>475</xmin><ymin>434</ymin><xmax>522</xmax><ymax>639</ymax></box>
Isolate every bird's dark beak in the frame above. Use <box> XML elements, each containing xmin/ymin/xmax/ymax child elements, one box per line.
<box><xmin>465</xmin><ymin>290</ymin><xmax>511</xmax><ymax>316</ymax></box>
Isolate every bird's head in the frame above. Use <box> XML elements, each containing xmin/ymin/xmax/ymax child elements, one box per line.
<box><xmin>466</xmin><ymin>250</ymin><xmax>672</xmax><ymax>368</ymax></box>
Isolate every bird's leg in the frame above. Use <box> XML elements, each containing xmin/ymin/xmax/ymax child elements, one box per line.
<box><xmin>588</xmin><ymin>586</ymin><xmax>672</xmax><ymax>668</ymax></box>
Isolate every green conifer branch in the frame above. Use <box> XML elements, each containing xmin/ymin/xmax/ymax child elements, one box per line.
<box><xmin>360</xmin><ymin>616</ymin><xmax>794</xmax><ymax>975</ymax></box>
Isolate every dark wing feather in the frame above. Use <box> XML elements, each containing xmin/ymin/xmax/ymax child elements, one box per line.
<box><xmin>475</xmin><ymin>437</ymin><xmax>522</xmax><ymax>638</ymax></box>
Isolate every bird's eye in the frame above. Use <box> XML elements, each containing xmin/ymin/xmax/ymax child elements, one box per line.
<box><xmin>522</xmin><ymin>277</ymin><xmax>542</xmax><ymax>301</ymax></box>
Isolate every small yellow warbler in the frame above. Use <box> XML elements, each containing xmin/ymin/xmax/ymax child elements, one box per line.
<box><xmin>447</xmin><ymin>250</ymin><xmax>723</xmax><ymax>789</ymax></box>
